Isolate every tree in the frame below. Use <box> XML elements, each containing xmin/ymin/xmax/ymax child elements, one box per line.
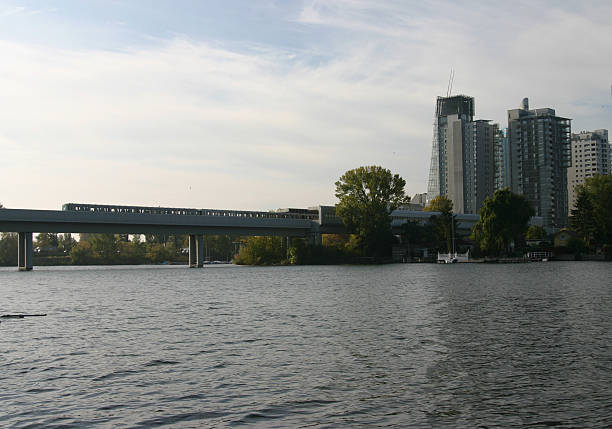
<box><xmin>70</xmin><ymin>240</ymin><xmax>96</xmax><ymax>265</ymax></box>
<box><xmin>400</xmin><ymin>220</ymin><xmax>435</xmax><ymax>255</ymax></box>
<box><xmin>322</xmin><ymin>234</ymin><xmax>352</xmax><ymax>250</ymax></box>
<box><xmin>145</xmin><ymin>233</ymin><xmax>169</xmax><ymax>246</ymax></box>
<box><xmin>423</xmin><ymin>196</ymin><xmax>456</xmax><ymax>252</ymax></box>
<box><xmin>335</xmin><ymin>166</ymin><xmax>409</xmax><ymax>257</ymax></box>
<box><xmin>526</xmin><ymin>225</ymin><xmax>547</xmax><ymax>241</ymax></box>
<box><xmin>570</xmin><ymin>175</ymin><xmax>612</xmax><ymax>250</ymax></box>
<box><xmin>146</xmin><ymin>243</ymin><xmax>172</xmax><ymax>264</ymax></box>
<box><xmin>58</xmin><ymin>233</ymin><xmax>77</xmax><ymax>254</ymax></box>
<box><xmin>89</xmin><ymin>234</ymin><xmax>120</xmax><ymax>264</ymax></box>
<box><xmin>0</xmin><ymin>233</ymin><xmax>18</xmax><ymax>266</ymax></box>
<box><xmin>118</xmin><ymin>237</ymin><xmax>146</xmax><ymax>264</ymax></box>
<box><xmin>472</xmin><ymin>188</ymin><xmax>534</xmax><ymax>256</ymax></box>
<box><xmin>234</xmin><ymin>236</ymin><xmax>284</xmax><ymax>265</ymax></box>
<box><xmin>35</xmin><ymin>233</ymin><xmax>59</xmax><ymax>250</ymax></box>
<box><xmin>424</xmin><ymin>195</ymin><xmax>453</xmax><ymax>213</ymax></box>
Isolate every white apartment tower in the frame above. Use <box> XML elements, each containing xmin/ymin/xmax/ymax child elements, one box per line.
<box><xmin>567</xmin><ymin>129</ymin><xmax>610</xmax><ymax>215</ymax></box>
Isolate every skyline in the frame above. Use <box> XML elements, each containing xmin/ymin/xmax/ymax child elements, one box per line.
<box><xmin>1</xmin><ymin>0</ymin><xmax>611</xmax><ymax>211</ymax></box>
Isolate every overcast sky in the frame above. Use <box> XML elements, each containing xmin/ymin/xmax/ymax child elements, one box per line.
<box><xmin>1</xmin><ymin>0</ymin><xmax>611</xmax><ymax>211</ymax></box>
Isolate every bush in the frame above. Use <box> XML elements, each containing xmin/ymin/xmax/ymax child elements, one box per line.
<box><xmin>70</xmin><ymin>241</ymin><xmax>97</xmax><ymax>265</ymax></box>
<box><xmin>234</xmin><ymin>236</ymin><xmax>285</xmax><ymax>265</ymax></box>
<box><xmin>0</xmin><ymin>233</ymin><xmax>18</xmax><ymax>266</ymax></box>
<box><xmin>567</xmin><ymin>237</ymin><xmax>587</xmax><ymax>255</ymax></box>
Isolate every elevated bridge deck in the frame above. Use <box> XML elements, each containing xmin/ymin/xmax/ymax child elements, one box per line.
<box><xmin>0</xmin><ymin>203</ymin><xmax>321</xmax><ymax>270</ymax></box>
<box><xmin>0</xmin><ymin>202</ymin><xmax>503</xmax><ymax>271</ymax></box>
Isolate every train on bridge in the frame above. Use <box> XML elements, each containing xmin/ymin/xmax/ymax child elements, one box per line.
<box><xmin>62</xmin><ymin>203</ymin><xmax>320</xmax><ymax>221</ymax></box>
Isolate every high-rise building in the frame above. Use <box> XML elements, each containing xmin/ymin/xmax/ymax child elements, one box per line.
<box><xmin>426</xmin><ymin>95</ymin><xmax>495</xmax><ymax>214</ymax></box>
<box><xmin>411</xmin><ymin>193</ymin><xmax>428</xmax><ymax>207</ymax></box>
<box><xmin>567</xmin><ymin>129</ymin><xmax>609</xmax><ymax>215</ymax></box>
<box><xmin>507</xmin><ymin>98</ymin><xmax>571</xmax><ymax>230</ymax></box>
<box><xmin>427</xmin><ymin>95</ymin><xmax>474</xmax><ymax>207</ymax></box>
<box><xmin>494</xmin><ymin>127</ymin><xmax>510</xmax><ymax>190</ymax></box>
<box><xmin>464</xmin><ymin>120</ymin><xmax>496</xmax><ymax>213</ymax></box>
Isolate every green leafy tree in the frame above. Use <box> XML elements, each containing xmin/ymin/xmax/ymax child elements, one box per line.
<box><xmin>335</xmin><ymin>166</ymin><xmax>409</xmax><ymax>257</ymax></box>
<box><xmin>322</xmin><ymin>234</ymin><xmax>352</xmax><ymax>251</ymax></box>
<box><xmin>118</xmin><ymin>238</ymin><xmax>146</xmax><ymax>264</ymax></box>
<box><xmin>526</xmin><ymin>225</ymin><xmax>547</xmax><ymax>241</ymax></box>
<box><xmin>35</xmin><ymin>233</ymin><xmax>59</xmax><ymax>250</ymax></box>
<box><xmin>0</xmin><ymin>232</ymin><xmax>18</xmax><ymax>266</ymax></box>
<box><xmin>145</xmin><ymin>233</ymin><xmax>169</xmax><ymax>246</ymax></box>
<box><xmin>567</xmin><ymin>237</ymin><xmax>587</xmax><ymax>256</ymax></box>
<box><xmin>570</xmin><ymin>190</ymin><xmax>596</xmax><ymax>248</ymax></box>
<box><xmin>169</xmin><ymin>234</ymin><xmax>188</xmax><ymax>250</ymax></box>
<box><xmin>58</xmin><ymin>233</ymin><xmax>77</xmax><ymax>254</ymax></box>
<box><xmin>424</xmin><ymin>195</ymin><xmax>453</xmax><ymax>213</ymax></box>
<box><xmin>146</xmin><ymin>243</ymin><xmax>173</xmax><ymax>264</ymax></box>
<box><xmin>472</xmin><ymin>188</ymin><xmax>534</xmax><ymax>256</ymax></box>
<box><xmin>234</xmin><ymin>236</ymin><xmax>284</xmax><ymax>265</ymax></box>
<box><xmin>400</xmin><ymin>220</ymin><xmax>435</xmax><ymax>253</ymax></box>
<box><xmin>423</xmin><ymin>196</ymin><xmax>457</xmax><ymax>252</ymax></box>
<box><xmin>570</xmin><ymin>175</ymin><xmax>612</xmax><ymax>250</ymax></box>
<box><xmin>90</xmin><ymin>234</ymin><xmax>120</xmax><ymax>264</ymax></box>
<box><xmin>70</xmin><ymin>240</ymin><xmax>96</xmax><ymax>265</ymax></box>
<box><xmin>206</xmin><ymin>235</ymin><xmax>238</xmax><ymax>261</ymax></box>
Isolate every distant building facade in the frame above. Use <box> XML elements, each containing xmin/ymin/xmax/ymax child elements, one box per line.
<box><xmin>494</xmin><ymin>127</ymin><xmax>510</xmax><ymax>190</ymax></box>
<box><xmin>465</xmin><ymin>120</ymin><xmax>496</xmax><ymax>214</ymax></box>
<box><xmin>409</xmin><ymin>193</ymin><xmax>428</xmax><ymax>210</ymax></box>
<box><xmin>507</xmin><ymin>98</ymin><xmax>571</xmax><ymax>230</ymax></box>
<box><xmin>567</xmin><ymin>129</ymin><xmax>609</xmax><ymax>215</ymax></box>
<box><xmin>426</xmin><ymin>95</ymin><xmax>496</xmax><ymax>214</ymax></box>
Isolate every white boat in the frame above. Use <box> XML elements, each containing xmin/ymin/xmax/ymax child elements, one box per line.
<box><xmin>437</xmin><ymin>215</ymin><xmax>469</xmax><ymax>263</ymax></box>
<box><xmin>526</xmin><ymin>251</ymin><xmax>552</xmax><ymax>262</ymax></box>
<box><xmin>437</xmin><ymin>250</ymin><xmax>469</xmax><ymax>263</ymax></box>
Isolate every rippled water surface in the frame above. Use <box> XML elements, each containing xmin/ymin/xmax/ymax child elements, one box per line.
<box><xmin>1</xmin><ymin>262</ymin><xmax>611</xmax><ymax>428</ymax></box>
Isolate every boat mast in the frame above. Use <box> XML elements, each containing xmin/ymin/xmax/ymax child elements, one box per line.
<box><xmin>451</xmin><ymin>214</ymin><xmax>455</xmax><ymax>255</ymax></box>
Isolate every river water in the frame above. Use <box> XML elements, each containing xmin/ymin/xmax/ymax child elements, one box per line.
<box><xmin>1</xmin><ymin>262</ymin><xmax>611</xmax><ymax>428</ymax></box>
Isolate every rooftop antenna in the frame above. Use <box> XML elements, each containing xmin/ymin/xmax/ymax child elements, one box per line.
<box><xmin>446</xmin><ymin>68</ymin><xmax>454</xmax><ymax>97</ymax></box>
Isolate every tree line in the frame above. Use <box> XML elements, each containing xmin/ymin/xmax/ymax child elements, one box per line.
<box><xmin>2</xmin><ymin>172</ymin><xmax>610</xmax><ymax>265</ymax></box>
<box><xmin>0</xmin><ymin>232</ymin><xmax>239</xmax><ymax>266</ymax></box>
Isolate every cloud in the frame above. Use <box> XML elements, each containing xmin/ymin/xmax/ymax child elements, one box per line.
<box><xmin>1</xmin><ymin>0</ymin><xmax>611</xmax><ymax>211</ymax></box>
<box><xmin>0</xmin><ymin>6</ymin><xmax>26</xmax><ymax>17</ymax></box>
<box><xmin>297</xmin><ymin>0</ymin><xmax>612</xmax><ymax>127</ymax></box>
<box><xmin>0</xmin><ymin>37</ymin><xmax>432</xmax><ymax>210</ymax></box>
<box><xmin>0</xmin><ymin>5</ymin><xmax>45</xmax><ymax>17</ymax></box>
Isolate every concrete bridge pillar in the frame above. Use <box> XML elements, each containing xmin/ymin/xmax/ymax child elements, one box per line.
<box><xmin>189</xmin><ymin>234</ymin><xmax>204</xmax><ymax>268</ymax></box>
<box><xmin>18</xmin><ymin>232</ymin><xmax>33</xmax><ymax>271</ymax></box>
<box><xmin>284</xmin><ymin>236</ymin><xmax>292</xmax><ymax>258</ymax></box>
<box><xmin>307</xmin><ymin>232</ymin><xmax>322</xmax><ymax>246</ymax></box>
<box><xmin>307</xmin><ymin>223</ymin><xmax>322</xmax><ymax>246</ymax></box>
<box><xmin>197</xmin><ymin>235</ymin><xmax>204</xmax><ymax>268</ymax></box>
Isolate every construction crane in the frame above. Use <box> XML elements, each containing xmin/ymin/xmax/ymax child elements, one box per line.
<box><xmin>446</xmin><ymin>68</ymin><xmax>454</xmax><ymax>97</ymax></box>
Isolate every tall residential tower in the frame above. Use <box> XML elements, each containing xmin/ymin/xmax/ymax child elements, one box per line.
<box><xmin>567</xmin><ymin>129</ymin><xmax>609</xmax><ymax>215</ymax></box>
<box><xmin>426</xmin><ymin>95</ymin><xmax>496</xmax><ymax>214</ymax></box>
<box><xmin>494</xmin><ymin>127</ymin><xmax>510</xmax><ymax>190</ymax></box>
<box><xmin>507</xmin><ymin>98</ymin><xmax>571</xmax><ymax>230</ymax></box>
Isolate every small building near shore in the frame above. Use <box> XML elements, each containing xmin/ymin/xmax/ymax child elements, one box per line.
<box><xmin>554</xmin><ymin>228</ymin><xmax>579</xmax><ymax>248</ymax></box>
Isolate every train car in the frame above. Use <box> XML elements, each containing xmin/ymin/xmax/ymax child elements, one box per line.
<box><xmin>62</xmin><ymin>203</ymin><xmax>321</xmax><ymax>221</ymax></box>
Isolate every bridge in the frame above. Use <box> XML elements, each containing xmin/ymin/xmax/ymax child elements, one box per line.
<box><xmin>0</xmin><ymin>202</ymin><xmax>484</xmax><ymax>271</ymax></box>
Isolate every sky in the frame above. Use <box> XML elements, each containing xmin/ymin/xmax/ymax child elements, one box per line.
<box><xmin>1</xmin><ymin>0</ymin><xmax>611</xmax><ymax>211</ymax></box>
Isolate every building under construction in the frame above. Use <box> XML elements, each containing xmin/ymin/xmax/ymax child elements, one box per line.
<box><xmin>426</xmin><ymin>95</ymin><xmax>496</xmax><ymax>214</ymax></box>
